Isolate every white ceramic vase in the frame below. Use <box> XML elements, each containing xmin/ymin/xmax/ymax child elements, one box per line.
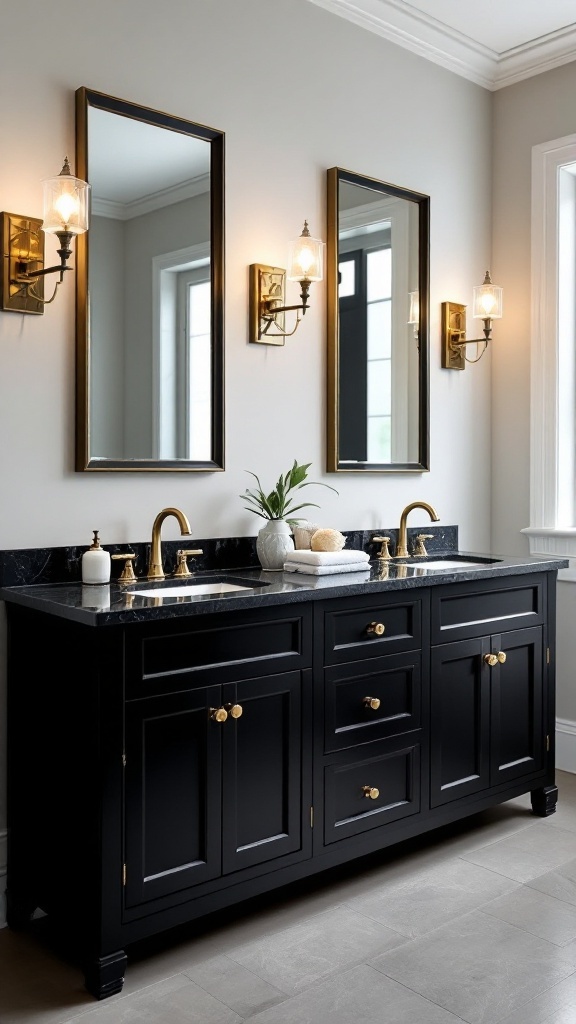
<box><xmin>256</xmin><ymin>519</ymin><xmax>294</xmax><ymax>570</ymax></box>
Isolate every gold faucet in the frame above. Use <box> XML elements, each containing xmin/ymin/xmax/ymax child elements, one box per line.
<box><xmin>147</xmin><ymin>507</ymin><xmax>193</xmax><ymax>579</ymax></box>
<box><xmin>396</xmin><ymin>501</ymin><xmax>440</xmax><ymax>558</ymax></box>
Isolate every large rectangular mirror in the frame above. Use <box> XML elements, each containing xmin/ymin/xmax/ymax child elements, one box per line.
<box><xmin>75</xmin><ymin>88</ymin><xmax>224</xmax><ymax>471</ymax></box>
<box><xmin>327</xmin><ymin>167</ymin><xmax>429</xmax><ymax>472</ymax></box>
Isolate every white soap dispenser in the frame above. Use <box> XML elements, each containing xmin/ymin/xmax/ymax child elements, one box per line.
<box><xmin>82</xmin><ymin>530</ymin><xmax>111</xmax><ymax>585</ymax></box>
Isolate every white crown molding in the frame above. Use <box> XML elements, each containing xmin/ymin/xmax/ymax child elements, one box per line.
<box><xmin>304</xmin><ymin>0</ymin><xmax>576</xmax><ymax>91</ymax></box>
<box><xmin>496</xmin><ymin>25</ymin><xmax>576</xmax><ymax>89</ymax></box>
<box><xmin>92</xmin><ymin>173</ymin><xmax>210</xmax><ymax>221</ymax></box>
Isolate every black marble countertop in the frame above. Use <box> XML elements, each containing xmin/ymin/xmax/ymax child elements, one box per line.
<box><xmin>0</xmin><ymin>551</ymin><xmax>568</xmax><ymax>627</ymax></box>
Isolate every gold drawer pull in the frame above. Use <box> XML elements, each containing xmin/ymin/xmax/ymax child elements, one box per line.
<box><xmin>225</xmin><ymin>703</ymin><xmax>243</xmax><ymax>719</ymax></box>
<box><xmin>362</xmin><ymin>786</ymin><xmax>380</xmax><ymax>800</ymax></box>
<box><xmin>363</xmin><ymin>696</ymin><xmax>381</xmax><ymax>711</ymax></box>
<box><xmin>366</xmin><ymin>622</ymin><xmax>385</xmax><ymax>637</ymax></box>
<box><xmin>484</xmin><ymin>653</ymin><xmax>498</xmax><ymax>667</ymax></box>
<box><xmin>210</xmin><ymin>707</ymin><xmax>228</xmax><ymax>723</ymax></box>
<box><xmin>497</xmin><ymin>651</ymin><xmax>507</xmax><ymax>664</ymax></box>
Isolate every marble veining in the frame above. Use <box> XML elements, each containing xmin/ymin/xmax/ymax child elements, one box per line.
<box><xmin>0</xmin><ymin>528</ymin><xmax>568</xmax><ymax>628</ymax></box>
<box><xmin>0</xmin><ymin>526</ymin><xmax>458</xmax><ymax>588</ymax></box>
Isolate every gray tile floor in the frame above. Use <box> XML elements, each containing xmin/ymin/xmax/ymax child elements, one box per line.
<box><xmin>2</xmin><ymin>772</ymin><xmax>576</xmax><ymax>1024</ymax></box>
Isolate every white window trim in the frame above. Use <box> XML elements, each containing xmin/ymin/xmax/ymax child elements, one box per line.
<box><xmin>522</xmin><ymin>133</ymin><xmax>576</xmax><ymax>581</ymax></box>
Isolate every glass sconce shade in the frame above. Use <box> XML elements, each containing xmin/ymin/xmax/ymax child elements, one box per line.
<box><xmin>42</xmin><ymin>158</ymin><xmax>90</xmax><ymax>236</ymax></box>
<box><xmin>472</xmin><ymin>270</ymin><xmax>502</xmax><ymax>320</ymax></box>
<box><xmin>287</xmin><ymin>221</ymin><xmax>324</xmax><ymax>282</ymax></box>
<box><xmin>408</xmin><ymin>290</ymin><xmax>420</xmax><ymax>324</ymax></box>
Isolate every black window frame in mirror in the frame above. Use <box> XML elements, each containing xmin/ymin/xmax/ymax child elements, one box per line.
<box><xmin>75</xmin><ymin>87</ymin><xmax>225</xmax><ymax>472</ymax></box>
<box><xmin>327</xmin><ymin>167</ymin><xmax>429</xmax><ymax>473</ymax></box>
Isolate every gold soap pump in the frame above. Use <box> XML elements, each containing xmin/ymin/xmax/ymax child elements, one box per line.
<box><xmin>81</xmin><ymin>530</ymin><xmax>111</xmax><ymax>585</ymax></box>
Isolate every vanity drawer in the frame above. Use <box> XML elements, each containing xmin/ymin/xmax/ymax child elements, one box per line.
<box><xmin>323</xmin><ymin>736</ymin><xmax>421</xmax><ymax>845</ymax></box>
<box><xmin>320</xmin><ymin>593</ymin><xmax>422</xmax><ymax>666</ymax></box>
<box><xmin>430</xmin><ymin>573</ymin><xmax>546</xmax><ymax>645</ymax></box>
<box><xmin>324</xmin><ymin>652</ymin><xmax>421</xmax><ymax>752</ymax></box>
<box><xmin>125</xmin><ymin>604</ymin><xmax>312</xmax><ymax>698</ymax></box>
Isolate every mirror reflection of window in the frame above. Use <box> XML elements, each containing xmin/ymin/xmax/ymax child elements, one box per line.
<box><xmin>366</xmin><ymin>247</ymin><xmax>392</xmax><ymax>462</ymax></box>
<box><xmin>183</xmin><ymin>272</ymin><xmax>211</xmax><ymax>460</ymax></box>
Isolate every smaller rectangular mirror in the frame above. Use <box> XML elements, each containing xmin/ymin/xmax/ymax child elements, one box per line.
<box><xmin>327</xmin><ymin>167</ymin><xmax>429</xmax><ymax>473</ymax></box>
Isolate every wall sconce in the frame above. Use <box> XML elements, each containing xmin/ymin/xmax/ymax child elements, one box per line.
<box><xmin>441</xmin><ymin>271</ymin><xmax>503</xmax><ymax>370</ymax></box>
<box><xmin>249</xmin><ymin>221</ymin><xmax>324</xmax><ymax>345</ymax></box>
<box><xmin>408</xmin><ymin>290</ymin><xmax>419</xmax><ymax>340</ymax></box>
<box><xmin>1</xmin><ymin>157</ymin><xmax>90</xmax><ymax>315</ymax></box>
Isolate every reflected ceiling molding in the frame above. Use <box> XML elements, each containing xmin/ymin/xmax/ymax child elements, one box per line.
<box><xmin>92</xmin><ymin>173</ymin><xmax>211</xmax><ymax>221</ymax></box>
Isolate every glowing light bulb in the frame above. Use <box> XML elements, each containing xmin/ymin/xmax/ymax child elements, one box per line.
<box><xmin>472</xmin><ymin>271</ymin><xmax>503</xmax><ymax>321</ymax></box>
<box><xmin>42</xmin><ymin>159</ymin><xmax>90</xmax><ymax>236</ymax></box>
<box><xmin>287</xmin><ymin>222</ymin><xmax>324</xmax><ymax>283</ymax></box>
<box><xmin>54</xmin><ymin>191</ymin><xmax>79</xmax><ymax>227</ymax></box>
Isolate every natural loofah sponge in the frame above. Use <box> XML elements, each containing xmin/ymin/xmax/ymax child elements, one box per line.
<box><xmin>310</xmin><ymin>528</ymin><xmax>346</xmax><ymax>552</ymax></box>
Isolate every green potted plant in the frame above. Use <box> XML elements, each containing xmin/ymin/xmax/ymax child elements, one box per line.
<box><xmin>240</xmin><ymin>460</ymin><xmax>338</xmax><ymax>569</ymax></box>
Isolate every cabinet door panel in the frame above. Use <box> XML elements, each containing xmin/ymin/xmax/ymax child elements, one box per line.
<box><xmin>324</xmin><ymin>737</ymin><xmax>420</xmax><ymax>844</ymax></box>
<box><xmin>222</xmin><ymin>672</ymin><xmax>304</xmax><ymax>874</ymax></box>
<box><xmin>490</xmin><ymin>627</ymin><xmax>544</xmax><ymax>786</ymax></box>
<box><xmin>325</xmin><ymin>652</ymin><xmax>421</xmax><ymax>752</ymax></box>
<box><xmin>430</xmin><ymin>638</ymin><xmax>490</xmax><ymax>807</ymax></box>
<box><xmin>124</xmin><ymin>685</ymin><xmax>222</xmax><ymax>907</ymax></box>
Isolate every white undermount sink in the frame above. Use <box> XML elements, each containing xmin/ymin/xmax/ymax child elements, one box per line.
<box><xmin>406</xmin><ymin>557</ymin><xmax>501</xmax><ymax>571</ymax></box>
<box><xmin>418</xmin><ymin>559</ymin><xmax>492</xmax><ymax>570</ymax></box>
<box><xmin>128</xmin><ymin>577</ymin><xmax>267</xmax><ymax>599</ymax></box>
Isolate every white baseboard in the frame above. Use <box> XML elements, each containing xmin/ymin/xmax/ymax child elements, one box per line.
<box><xmin>557</xmin><ymin>718</ymin><xmax>576</xmax><ymax>774</ymax></box>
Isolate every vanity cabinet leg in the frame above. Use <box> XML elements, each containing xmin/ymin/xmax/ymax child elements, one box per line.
<box><xmin>531</xmin><ymin>784</ymin><xmax>558</xmax><ymax>816</ymax></box>
<box><xmin>84</xmin><ymin>950</ymin><xmax>127</xmax><ymax>1000</ymax></box>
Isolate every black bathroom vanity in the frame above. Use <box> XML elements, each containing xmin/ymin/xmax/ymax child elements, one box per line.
<box><xmin>0</xmin><ymin>547</ymin><xmax>567</xmax><ymax>998</ymax></box>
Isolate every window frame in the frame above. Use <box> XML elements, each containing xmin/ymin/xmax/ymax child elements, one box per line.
<box><xmin>522</xmin><ymin>132</ymin><xmax>576</xmax><ymax>579</ymax></box>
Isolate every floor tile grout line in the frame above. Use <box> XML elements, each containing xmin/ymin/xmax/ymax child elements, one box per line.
<box><xmin>365</xmin><ymin>959</ymin><xmax>476</xmax><ymax>1023</ymax></box>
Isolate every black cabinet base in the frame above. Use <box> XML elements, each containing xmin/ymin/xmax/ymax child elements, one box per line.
<box><xmin>84</xmin><ymin>951</ymin><xmax>127</xmax><ymax>1000</ymax></box>
<box><xmin>5</xmin><ymin>888</ymin><xmax>37</xmax><ymax>930</ymax></box>
<box><xmin>531</xmin><ymin>784</ymin><xmax>558</xmax><ymax>816</ymax></box>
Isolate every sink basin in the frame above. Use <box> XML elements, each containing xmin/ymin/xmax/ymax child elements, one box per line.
<box><xmin>405</xmin><ymin>557</ymin><xmax>501</xmax><ymax>572</ymax></box>
<box><xmin>127</xmin><ymin>576</ymin><xmax>269</xmax><ymax>599</ymax></box>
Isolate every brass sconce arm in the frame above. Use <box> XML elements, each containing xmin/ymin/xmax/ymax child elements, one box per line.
<box><xmin>22</xmin><ymin>232</ymin><xmax>74</xmax><ymax>281</ymax></box>
<box><xmin>14</xmin><ymin>231</ymin><xmax>75</xmax><ymax>305</ymax></box>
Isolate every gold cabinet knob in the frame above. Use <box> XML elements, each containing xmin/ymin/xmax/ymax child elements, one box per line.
<box><xmin>366</xmin><ymin>622</ymin><xmax>385</xmax><ymax>637</ymax></box>
<box><xmin>484</xmin><ymin>653</ymin><xmax>498</xmax><ymax>667</ymax></box>
<box><xmin>210</xmin><ymin>707</ymin><xmax>228</xmax><ymax>723</ymax></box>
<box><xmin>225</xmin><ymin>703</ymin><xmax>243</xmax><ymax>719</ymax></box>
<box><xmin>497</xmin><ymin>651</ymin><xmax>507</xmax><ymax>664</ymax></box>
<box><xmin>363</xmin><ymin>696</ymin><xmax>381</xmax><ymax>710</ymax></box>
<box><xmin>362</xmin><ymin>786</ymin><xmax>380</xmax><ymax>800</ymax></box>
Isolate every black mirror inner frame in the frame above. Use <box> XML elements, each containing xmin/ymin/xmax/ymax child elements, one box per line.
<box><xmin>75</xmin><ymin>87</ymin><xmax>224</xmax><ymax>472</ymax></box>
<box><xmin>327</xmin><ymin>167</ymin><xmax>429</xmax><ymax>473</ymax></box>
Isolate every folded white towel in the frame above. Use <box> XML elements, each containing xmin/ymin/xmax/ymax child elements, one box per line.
<box><xmin>283</xmin><ymin>560</ymin><xmax>371</xmax><ymax>576</ymax></box>
<box><xmin>284</xmin><ymin>549</ymin><xmax>369</xmax><ymax>567</ymax></box>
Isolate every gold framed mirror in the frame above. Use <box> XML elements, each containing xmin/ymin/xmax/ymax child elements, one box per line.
<box><xmin>327</xmin><ymin>167</ymin><xmax>429</xmax><ymax>473</ymax></box>
<box><xmin>75</xmin><ymin>88</ymin><xmax>224</xmax><ymax>471</ymax></box>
